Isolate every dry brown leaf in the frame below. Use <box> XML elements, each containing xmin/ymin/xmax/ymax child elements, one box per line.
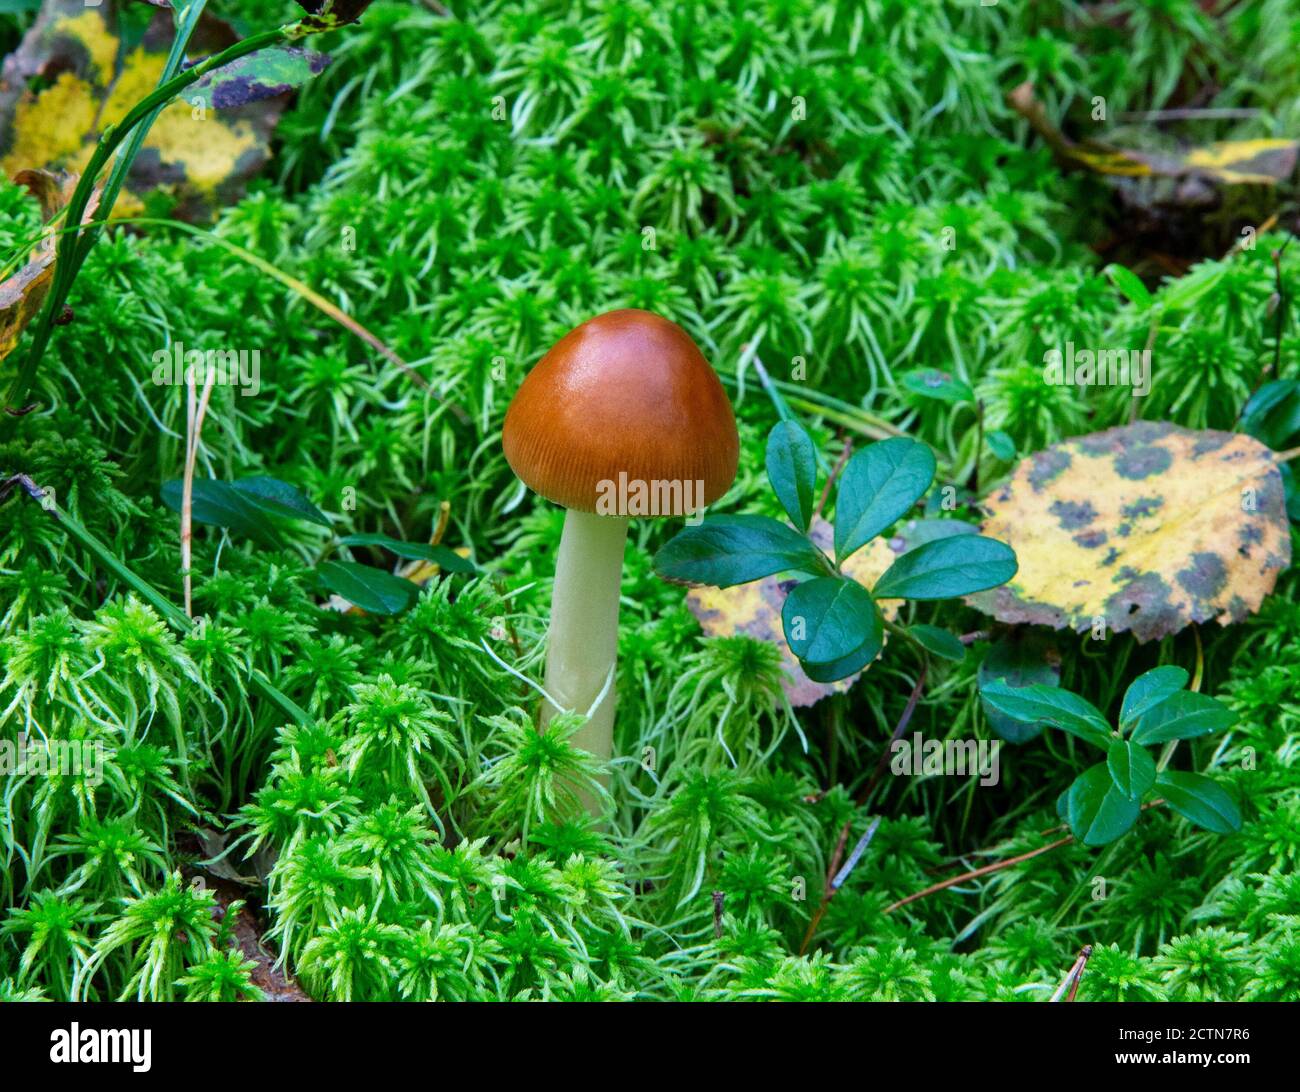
<box><xmin>0</xmin><ymin>168</ymin><xmax>101</xmax><ymax>363</ymax></box>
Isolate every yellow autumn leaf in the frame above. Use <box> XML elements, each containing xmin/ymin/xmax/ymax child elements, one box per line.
<box><xmin>0</xmin><ymin>0</ymin><xmax>284</xmax><ymax>223</ymax></box>
<box><xmin>970</xmin><ymin>422</ymin><xmax>1291</xmax><ymax>641</ymax></box>
<box><xmin>687</xmin><ymin>517</ymin><xmax>901</xmax><ymax>707</ymax></box>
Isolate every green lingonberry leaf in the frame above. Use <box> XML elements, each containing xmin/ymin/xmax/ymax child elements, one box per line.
<box><xmin>1066</xmin><ymin>763</ymin><xmax>1141</xmax><ymax>846</ymax></box>
<box><xmin>908</xmin><ymin>623</ymin><xmax>966</xmax><ymax>662</ymax></box>
<box><xmin>1153</xmin><ymin>770</ymin><xmax>1242</xmax><ymax>834</ymax></box>
<box><xmin>871</xmin><ymin>534</ymin><xmax>1017</xmax><ymax>600</ymax></box>
<box><xmin>1107</xmin><ymin>738</ymin><xmax>1156</xmax><ymax>800</ymax></box>
<box><xmin>340</xmin><ymin>534</ymin><xmax>475</xmax><ymax>573</ymax></box>
<box><xmin>985</xmin><ymin>430</ymin><xmax>1017</xmax><ymax>461</ymax></box>
<box><xmin>1129</xmin><ymin>689</ymin><xmax>1235</xmax><ymax>745</ymax></box>
<box><xmin>800</xmin><ymin>621</ymin><xmax>884</xmax><ymax>683</ymax></box>
<box><xmin>161</xmin><ymin>478</ymin><xmax>282</xmax><ymax>546</ymax></box>
<box><xmin>765</xmin><ymin>419</ymin><xmax>818</xmax><ymax>532</ymax></box>
<box><xmin>1119</xmin><ymin>665</ymin><xmax>1189</xmax><ymax>730</ymax></box>
<box><xmin>781</xmin><ymin>575</ymin><xmax>878</xmax><ymax>666</ymax></box>
<box><xmin>980</xmin><ymin>679</ymin><xmax>1111</xmax><ymax>748</ymax></box>
<box><xmin>317</xmin><ymin>561</ymin><xmax>417</xmax><ymax>615</ymax></box>
<box><xmin>833</xmin><ymin>437</ymin><xmax>935</xmax><ymax>563</ymax></box>
<box><xmin>900</xmin><ymin>368</ymin><xmax>975</xmax><ymax>405</ymax></box>
<box><xmin>977</xmin><ymin>629</ymin><xmax>1060</xmax><ymax>744</ymax></box>
<box><xmin>229</xmin><ymin>476</ymin><xmax>330</xmax><ymax>526</ymax></box>
<box><xmin>1240</xmin><ymin>379</ymin><xmax>1300</xmax><ymax>451</ymax></box>
<box><xmin>653</xmin><ymin>514</ymin><xmax>829</xmax><ymax>588</ymax></box>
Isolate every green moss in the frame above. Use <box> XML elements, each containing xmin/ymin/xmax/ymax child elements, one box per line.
<box><xmin>0</xmin><ymin>0</ymin><xmax>1297</xmax><ymax>1001</ymax></box>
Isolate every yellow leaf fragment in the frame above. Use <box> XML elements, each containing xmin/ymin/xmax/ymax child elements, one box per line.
<box><xmin>1183</xmin><ymin>140</ymin><xmax>1300</xmax><ymax>186</ymax></box>
<box><xmin>1007</xmin><ymin>81</ymin><xmax>1298</xmax><ymax>186</ymax></box>
<box><xmin>0</xmin><ymin>0</ymin><xmax>283</xmax><ymax>223</ymax></box>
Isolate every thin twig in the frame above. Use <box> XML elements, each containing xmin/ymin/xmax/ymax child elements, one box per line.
<box><xmin>1049</xmin><ymin>944</ymin><xmax>1094</xmax><ymax>1002</ymax></box>
<box><xmin>1225</xmin><ymin>211</ymin><xmax>1281</xmax><ymax>262</ymax></box>
<box><xmin>857</xmin><ymin>665</ymin><xmax>928</xmax><ymax>807</ymax></box>
<box><xmin>1065</xmin><ymin>944</ymin><xmax>1093</xmax><ymax>1002</ymax></box>
<box><xmin>1118</xmin><ymin>108</ymin><xmax>1261</xmax><ymax>121</ymax></box>
<box><xmin>1269</xmin><ymin>237</ymin><xmax>1294</xmax><ymax>384</ymax></box>
<box><xmin>798</xmin><ymin>667</ymin><xmax>927</xmax><ymax>954</ymax></box>
<box><xmin>1238</xmin><ymin>229</ymin><xmax>1298</xmax><ymax>419</ymax></box>
<box><xmin>814</xmin><ymin>434</ymin><xmax>852</xmax><ymax>519</ymax></box>
<box><xmin>830</xmin><ymin>817</ymin><xmax>882</xmax><ymax>890</ymax></box>
<box><xmin>882</xmin><ymin>835</ymin><xmax>1075</xmax><ymax>915</ymax></box>
<box><xmin>181</xmin><ymin>359</ymin><xmax>218</xmax><ymax>617</ymax></box>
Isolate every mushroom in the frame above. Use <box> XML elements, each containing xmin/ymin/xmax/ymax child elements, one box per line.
<box><xmin>503</xmin><ymin>309</ymin><xmax>739</xmax><ymax>804</ymax></box>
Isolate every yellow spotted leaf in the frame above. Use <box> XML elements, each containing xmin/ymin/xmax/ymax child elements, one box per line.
<box><xmin>0</xmin><ymin>0</ymin><xmax>289</xmax><ymax>223</ymax></box>
<box><xmin>969</xmin><ymin>422</ymin><xmax>1291</xmax><ymax>642</ymax></box>
<box><xmin>687</xmin><ymin>518</ymin><xmax>900</xmax><ymax>707</ymax></box>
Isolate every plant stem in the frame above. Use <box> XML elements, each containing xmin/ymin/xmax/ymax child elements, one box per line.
<box><xmin>83</xmin><ymin>0</ymin><xmax>212</xmax><ymax>266</ymax></box>
<box><xmin>540</xmin><ymin>509</ymin><xmax>630</xmax><ymax>807</ymax></box>
<box><xmin>799</xmin><ymin>666</ymin><xmax>926</xmax><ymax>954</ymax></box>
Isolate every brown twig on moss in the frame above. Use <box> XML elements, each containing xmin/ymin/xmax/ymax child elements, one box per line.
<box><xmin>883</xmin><ymin>834</ymin><xmax>1076</xmax><ymax>916</ymax></box>
<box><xmin>1050</xmin><ymin>944</ymin><xmax>1094</xmax><ymax>1002</ymax></box>
<box><xmin>798</xmin><ymin>666</ymin><xmax>927</xmax><ymax>954</ymax></box>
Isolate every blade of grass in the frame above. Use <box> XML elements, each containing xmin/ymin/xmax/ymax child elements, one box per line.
<box><xmin>127</xmin><ymin>217</ymin><xmax>465</xmax><ymax>420</ymax></box>
<box><xmin>77</xmin><ymin>0</ymin><xmax>212</xmax><ymax>266</ymax></box>
<box><xmin>0</xmin><ymin>213</ymin><xmax>465</xmax><ymax>422</ymax></box>
<box><xmin>1</xmin><ymin>473</ymin><xmax>312</xmax><ymax>730</ymax></box>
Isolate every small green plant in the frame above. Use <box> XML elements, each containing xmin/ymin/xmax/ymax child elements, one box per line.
<box><xmin>653</xmin><ymin>419</ymin><xmax>1018</xmax><ymax>681</ymax></box>
<box><xmin>982</xmin><ymin>666</ymin><xmax>1242</xmax><ymax>846</ymax></box>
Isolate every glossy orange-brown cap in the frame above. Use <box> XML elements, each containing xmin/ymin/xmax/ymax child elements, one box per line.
<box><xmin>503</xmin><ymin>309</ymin><xmax>739</xmax><ymax>515</ymax></box>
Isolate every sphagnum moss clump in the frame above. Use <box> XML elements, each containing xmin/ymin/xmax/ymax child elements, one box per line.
<box><xmin>0</xmin><ymin>0</ymin><xmax>1297</xmax><ymax>1003</ymax></box>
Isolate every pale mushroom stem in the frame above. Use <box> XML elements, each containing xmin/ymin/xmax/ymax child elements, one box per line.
<box><xmin>540</xmin><ymin>509</ymin><xmax>630</xmax><ymax>808</ymax></box>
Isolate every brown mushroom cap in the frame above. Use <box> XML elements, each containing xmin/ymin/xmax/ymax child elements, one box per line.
<box><xmin>503</xmin><ymin>309</ymin><xmax>739</xmax><ymax>515</ymax></box>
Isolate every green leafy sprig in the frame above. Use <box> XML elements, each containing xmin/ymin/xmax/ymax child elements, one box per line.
<box><xmin>982</xmin><ymin>666</ymin><xmax>1241</xmax><ymax>846</ymax></box>
<box><xmin>653</xmin><ymin>420</ymin><xmax>1018</xmax><ymax>681</ymax></box>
